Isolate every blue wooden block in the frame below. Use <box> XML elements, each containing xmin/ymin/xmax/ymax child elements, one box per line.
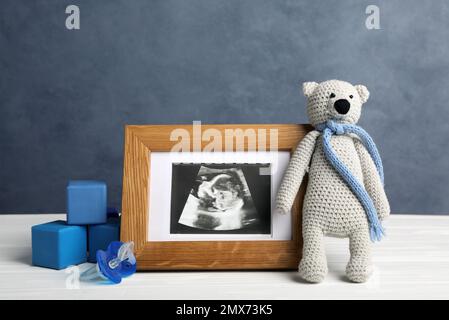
<box><xmin>32</xmin><ymin>220</ymin><xmax>87</xmax><ymax>270</ymax></box>
<box><xmin>67</xmin><ymin>180</ymin><xmax>107</xmax><ymax>225</ymax></box>
<box><xmin>88</xmin><ymin>218</ymin><xmax>120</xmax><ymax>263</ymax></box>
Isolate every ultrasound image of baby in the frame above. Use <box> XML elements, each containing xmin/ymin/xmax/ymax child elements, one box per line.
<box><xmin>178</xmin><ymin>166</ymin><xmax>258</xmax><ymax>231</ymax></box>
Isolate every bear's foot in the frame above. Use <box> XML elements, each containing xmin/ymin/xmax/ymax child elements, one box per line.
<box><xmin>346</xmin><ymin>259</ymin><xmax>373</xmax><ymax>283</ymax></box>
<box><xmin>298</xmin><ymin>259</ymin><xmax>328</xmax><ymax>283</ymax></box>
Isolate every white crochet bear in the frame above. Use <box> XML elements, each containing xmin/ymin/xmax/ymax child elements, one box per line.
<box><xmin>275</xmin><ymin>80</ymin><xmax>390</xmax><ymax>283</ymax></box>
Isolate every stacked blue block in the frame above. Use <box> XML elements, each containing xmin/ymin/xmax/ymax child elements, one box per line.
<box><xmin>88</xmin><ymin>217</ymin><xmax>120</xmax><ymax>263</ymax></box>
<box><xmin>67</xmin><ymin>180</ymin><xmax>107</xmax><ymax>225</ymax></box>
<box><xmin>32</xmin><ymin>221</ymin><xmax>87</xmax><ymax>270</ymax></box>
<box><xmin>31</xmin><ymin>180</ymin><xmax>121</xmax><ymax>269</ymax></box>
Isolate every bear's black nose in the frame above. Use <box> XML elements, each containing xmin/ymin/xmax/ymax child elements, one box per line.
<box><xmin>334</xmin><ymin>99</ymin><xmax>350</xmax><ymax>114</ymax></box>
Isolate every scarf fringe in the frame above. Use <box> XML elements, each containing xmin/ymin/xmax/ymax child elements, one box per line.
<box><xmin>370</xmin><ymin>223</ymin><xmax>385</xmax><ymax>242</ymax></box>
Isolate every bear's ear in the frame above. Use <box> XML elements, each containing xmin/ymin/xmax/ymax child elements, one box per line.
<box><xmin>302</xmin><ymin>82</ymin><xmax>319</xmax><ymax>98</ymax></box>
<box><xmin>355</xmin><ymin>84</ymin><xmax>370</xmax><ymax>103</ymax></box>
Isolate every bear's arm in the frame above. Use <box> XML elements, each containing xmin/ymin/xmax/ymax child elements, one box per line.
<box><xmin>275</xmin><ymin>130</ymin><xmax>320</xmax><ymax>215</ymax></box>
<box><xmin>354</xmin><ymin>138</ymin><xmax>391</xmax><ymax>221</ymax></box>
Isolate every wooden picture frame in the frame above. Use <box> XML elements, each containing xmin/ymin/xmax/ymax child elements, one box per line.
<box><xmin>120</xmin><ymin>124</ymin><xmax>311</xmax><ymax>270</ymax></box>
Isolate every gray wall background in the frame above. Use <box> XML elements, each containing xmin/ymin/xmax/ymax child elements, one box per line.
<box><xmin>1</xmin><ymin>0</ymin><xmax>449</xmax><ymax>214</ymax></box>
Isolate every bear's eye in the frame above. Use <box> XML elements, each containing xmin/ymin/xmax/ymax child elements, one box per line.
<box><xmin>329</xmin><ymin>93</ymin><xmax>336</xmax><ymax>98</ymax></box>
<box><xmin>349</xmin><ymin>95</ymin><xmax>353</xmax><ymax>99</ymax></box>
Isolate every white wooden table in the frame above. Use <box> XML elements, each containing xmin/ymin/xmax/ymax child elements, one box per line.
<box><xmin>0</xmin><ymin>214</ymin><xmax>448</xmax><ymax>300</ymax></box>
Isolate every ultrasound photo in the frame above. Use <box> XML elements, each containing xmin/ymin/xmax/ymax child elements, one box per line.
<box><xmin>170</xmin><ymin>163</ymin><xmax>271</xmax><ymax>234</ymax></box>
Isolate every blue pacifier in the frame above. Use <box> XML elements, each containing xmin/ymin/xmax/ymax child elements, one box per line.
<box><xmin>81</xmin><ymin>241</ymin><xmax>136</xmax><ymax>284</ymax></box>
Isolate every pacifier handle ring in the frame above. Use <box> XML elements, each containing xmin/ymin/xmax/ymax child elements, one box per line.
<box><xmin>108</xmin><ymin>241</ymin><xmax>135</xmax><ymax>269</ymax></box>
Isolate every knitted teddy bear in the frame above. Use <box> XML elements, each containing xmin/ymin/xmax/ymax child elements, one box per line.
<box><xmin>275</xmin><ymin>79</ymin><xmax>390</xmax><ymax>283</ymax></box>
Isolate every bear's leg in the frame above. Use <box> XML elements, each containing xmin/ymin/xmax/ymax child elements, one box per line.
<box><xmin>346</xmin><ymin>229</ymin><xmax>373</xmax><ymax>283</ymax></box>
<box><xmin>298</xmin><ymin>226</ymin><xmax>327</xmax><ymax>283</ymax></box>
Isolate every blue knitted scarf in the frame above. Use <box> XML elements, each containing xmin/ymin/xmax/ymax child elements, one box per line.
<box><xmin>316</xmin><ymin>120</ymin><xmax>385</xmax><ymax>242</ymax></box>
